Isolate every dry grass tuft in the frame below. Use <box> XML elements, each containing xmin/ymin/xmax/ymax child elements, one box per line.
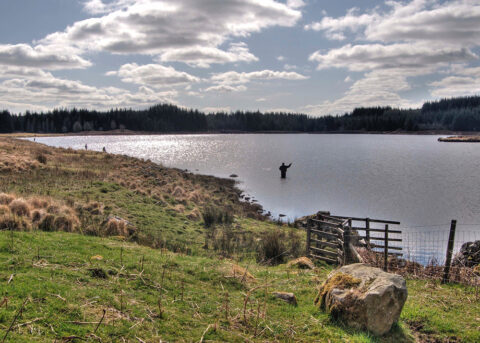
<box><xmin>224</xmin><ymin>264</ymin><xmax>256</xmax><ymax>283</ymax></box>
<box><xmin>0</xmin><ymin>212</ymin><xmax>32</xmax><ymax>231</ymax></box>
<box><xmin>37</xmin><ymin>214</ymin><xmax>56</xmax><ymax>232</ymax></box>
<box><xmin>9</xmin><ymin>198</ymin><xmax>31</xmax><ymax>217</ymax></box>
<box><xmin>186</xmin><ymin>208</ymin><xmax>201</xmax><ymax>221</ymax></box>
<box><xmin>28</xmin><ymin>197</ymin><xmax>51</xmax><ymax>209</ymax></box>
<box><xmin>0</xmin><ymin>193</ymin><xmax>15</xmax><ymax>205</ymax></box>
<box><xmin>0</xmin><ymin>205</ymin><xmax>11</xmax><ymax>216</ymax></box>
<box><xmin>83</xmin><ymin>202</ymin><xmax>104</xmax><ymax>215</ymax></box>
<box><xmin>172</xmin><ymin>186</ymin><xmax>185</xmax><ymax>198</ymax></box>
<box><xmin>31</xmin><ymin>209</ymin><xmax>46</xmax><ymax>223</ymax></box>
<box><xmin>287</xmin><ymin>257</ymin><xmax>315</xmax><ymax>270</ymax></box>
<box><xmin>105</xmin><ymin>218</ymin><xmax>129</xmax><ymax>237</ymax></box>
<box><xmin>53</xmin><ymin>214</ymin><xmax>80</xmax><ymax>233</ymax></box>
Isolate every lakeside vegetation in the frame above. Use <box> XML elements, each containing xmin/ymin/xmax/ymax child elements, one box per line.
<box><xmin>0</xmin><ymin>138</ymin><xmax>479</xmax><ymax>342</ymax></box>
<box><xmin>2</xmin><ymin>96</ymin><xmax>480</xmax><ymax>134</ymax></box>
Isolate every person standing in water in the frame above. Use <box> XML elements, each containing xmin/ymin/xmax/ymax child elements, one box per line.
<box><xmin>279</xmin><ymin>162</ymin><xmax>292</xmax><ymax>178</ymax></box>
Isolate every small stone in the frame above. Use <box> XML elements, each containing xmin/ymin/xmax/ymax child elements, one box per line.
<box><xmin>273</xmin><ymin>292</ymin><xmax>297</xmax><ymax>306</ymax></box>
<box><xmin>229</xmin><ymin>174</ymin><xmax>238</xmax><ymax>178</ymax></box>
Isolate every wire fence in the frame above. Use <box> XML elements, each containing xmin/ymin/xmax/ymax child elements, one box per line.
<box><xmin>352</xmin><ymin>222</ymin><xmax>480</xmax><ymax>285</ymax></box>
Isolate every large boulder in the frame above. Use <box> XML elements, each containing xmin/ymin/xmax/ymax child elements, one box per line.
<box><xmin>453</xmin><ymin>240</ymin><xmax>480</xmax><ymax>267</ymax></box>
<box><xmin>314</xmin><ymin>263</ymin><xmax>407</xmax><ymax>336</ymax></box>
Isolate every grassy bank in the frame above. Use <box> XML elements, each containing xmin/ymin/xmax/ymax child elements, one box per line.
<box><xmin>0</xmin><ymin>137</ymin><xmax>479</xmax><ymax>342</ymax></box>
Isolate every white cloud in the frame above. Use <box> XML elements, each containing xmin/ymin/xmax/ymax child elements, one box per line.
<box><xmin>256</xmin><ymin>97</ymin><xmax>267</xmax><ymax>102</ymax></box>
<box><xmin>287</xmin><ymin>0</ymin><xmax>305</xmax><ymax>9</ymax></box>
<box><xmin>309</xmin><ymin>43</ymin><xmax>477</xmax><ymax>72</ymax></box>
<box><xmin>344</xmin><ymin>76</ymin><xmax>352</xmax><ymax>83</ymax></box>
<box><xmin>0</xmin><ymin>44</ymin><xmax>91</xmax><ymax>70</ymax></box>
<box><xmin>277</xmin><ymin>55</ymin><xmax>285</xmax><ymax>61</ymax></box>
<box><xmin>305</xmin><ymin>8</ymin><xmax>375</xmax><ymax>41</ymax></box>
<box><xmin>203</xmin><ymin>106</ymin><xmax>231</xmax><ymax>113</ymax></box>
<box><xmin>305</xmin><ymin>0</ymin><xmax>480</xmax><ymax>114</ymax></box>
<box><xmin>211</xmin><ymin>70</ymin><xmax>308</xmax><ymax>84</ymax></box>
<box><xmin>306</xmin><ymin>0</ymin><xmax>480</xmax><ymax>46</ymax></box>
<box><xmin>106</xmin><ymin>63</ymin><xmax>200</xmax><ymax>88</ymax></box>
<box><xmin>43</xmin><ymin>0</ymin><xmax>302</xmax><ymax>66</ymax></box>
<box><xmin>0</xmin><ymin>72</ymin><xmax>176</xmax><ymax>111</ymax></box>
<box><xmin>156</xmin><ymin>43</ymin><xmax>257</xmax><ymax>68</ymax></box>
<box><xmin>204</xmin><ymin>84</ymin><xmax>247</xmax><ymax>93</ymax></box>
<box><xmin>429</xmin><ymin>66</ymin><xmax>480</xmax><ymax>97</ymax></box>
<box><xmin>303</xmin><ymin>70</ymin><xmax>422</xmax><ymax>116</ymax></box>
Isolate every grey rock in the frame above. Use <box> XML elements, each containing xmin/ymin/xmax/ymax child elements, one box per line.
<box><xmin>453</xmin><ymin>240</ymin><xmax>480</xmax><ymax>267</ymax></box>
<box><xmin>315</xmin><ymin>263</ymin><xmax>407</xmax><ymax>336</ymax></box>
<box><xmin>272</xmin><ymin>292</ymin><xmax>297</xmax><ymax>306</ymax></box>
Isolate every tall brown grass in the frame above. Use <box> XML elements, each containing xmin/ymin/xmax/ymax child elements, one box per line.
<box><xmin>9</xmin><ymin>198</ymin><xmax>31</xmax><ymax>217</ymax></box>
<box><xmin>0</xmin><ymin>193</ymin><xmax>14</xmax><ymax>205</ymax></box>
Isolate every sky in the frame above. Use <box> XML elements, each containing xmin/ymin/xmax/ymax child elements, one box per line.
<box><xmin>0</xmin><ymin>0</ymin><xmax>479</xmax><ymax>115</ymax></box>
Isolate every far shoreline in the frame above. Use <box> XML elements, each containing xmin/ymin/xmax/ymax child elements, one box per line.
<box><xmin>3</xmin><ymin>129</ymin><xmax>479</xmax><ymax>138</ymax></box>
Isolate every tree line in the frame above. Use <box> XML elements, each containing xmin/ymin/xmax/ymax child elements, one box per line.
<box><xmin>1</xmin><ymin>96</ymin><xmax>480</xmax><ymax>134</ymax></box>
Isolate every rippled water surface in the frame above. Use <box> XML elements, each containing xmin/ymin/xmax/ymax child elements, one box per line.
<box><xmin>30</xmin><ymin>134</ymin><xmax>480</xmax><ymax>261</ymax></box>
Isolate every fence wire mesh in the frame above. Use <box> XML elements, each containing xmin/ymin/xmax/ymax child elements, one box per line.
<box><xmin>351</xmin><ymin>223</ymin><xmax>480</xmax><ymax>285</ymax></box>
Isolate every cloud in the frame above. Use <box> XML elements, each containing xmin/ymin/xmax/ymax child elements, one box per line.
<box><xmin>204</xmin><ymin>84</ymin><xmax>247</xmax><ymax>93</ymax></box>
<box><xmin>156</xmin><ymin>43</ymin><xmax>257</xmax><ymax>68</ymax></box>
<box><xmin>43</xmin><ymin>0</ymin><xmax>302</xmax><ymax>66</ymax></box>
<box><xmin>306</xmin><ymin>0</ymin><xmax>480</xmax><ymax>46</ymax></box>
<box><xmin>107</xmin><ymin>63</ymin><xmax>200</xmax><ymax>88</ymax></box>
<box><xmin>211</xmin><ymin>70</ymin><xmax>308</xmax><ymax>84</ymax></box>
<box><xmin>365</xmin><ymin>0</ymin><xmax>480</xmax><ymax>46</ymax></box>
<box><xmin>83</xmin><ymin>0</ymin><xmax>135</xmax><ymax>14</ymax></box>
<box><xmin>305</xmin><ymin>8</ymin><xmax>375</xmax><ymax>40</ymax></box>
<box><xmin>203</xmin><ymin>106</ymin><xmax>231</xmax><ymax>113</ymax></box>
<box><xmin>0</xmin><ymin>72</ymin><xmax>176</xmax><ymax>112</ymax></box>
<box><xmin>305</xmin><ymin>1</ymin><xmax>480</xmax><ymax>114</ymax></box>
<box><xmin>429</xmin><ymin>66</ymin><xmax>480</xmax><ymax>97</ymax></box>
<box><xmin>303</xmin><ymin>70</ymin><xmax>422</xmax><ymax>116</ymax></box>
<box><xmin>0</xmin><ymin>44</ymin><xmax>91</xmax><ymax>70</ymax></box>
<box><xmin>309</xmin><ymin>43</ymin><xmax>477</xmax><ymax>72</ymax></box>
<box><xmin>287</xmin><ymin>0</ymin><xmax>305</xmax><ymax>9</ymax></box>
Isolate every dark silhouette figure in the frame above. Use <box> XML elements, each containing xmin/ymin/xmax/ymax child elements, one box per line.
<box><xmin>279</xmin><ymin>162</ymin><xmax>292</xmax><ymax>178</ymax></box>
<box><xmin>102</xmin><ymin>147</ymin><xmax>106</xmax><ymax>153</ymax></box>
<box><xmin>85</xmin><ymin>144</ymin><xmax>88</xmax><ymax>150</ymax></box>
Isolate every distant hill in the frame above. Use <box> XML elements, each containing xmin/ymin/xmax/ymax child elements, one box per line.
<box><xmin>1</xmin><ymin>95</ymin><xmax>480</xmax><ymax>134</ymax></box>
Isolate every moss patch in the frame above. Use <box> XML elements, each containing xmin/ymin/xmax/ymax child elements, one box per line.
<box><xmin>314</xmin><ymin>272</ymin><xmax>361</xmax><ymax>309</ymax></box>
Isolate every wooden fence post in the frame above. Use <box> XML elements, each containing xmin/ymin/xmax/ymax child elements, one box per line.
<box><xmin>383</xmin><ymin>224</ymin><xmax>389</xmax><ymax>272</ymax></box>
<box><xmin>366</xmin><ymin>218</ymin><xmax>370</xmax><ymax>245</ymax></box>
<box><xmin>306</xmin><ymin>221</ymin><xmax>311</xmax><ymax>257</ymax></box>
<box><xmin>343</xmin><ymin>219</ymin><xmax>352</xmax><ymax>265</ymax></box>
<box><xmin>442</xmin><ymin>220</ymin><xmax>457</xmax><ymax>284</ymax></box>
